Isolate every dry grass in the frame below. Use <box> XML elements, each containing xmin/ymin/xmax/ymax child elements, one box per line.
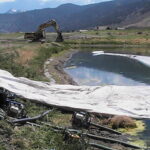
<box><xmin>51</xmin><ymin>112</ymin><xmax>72</xmax><ymax>126</ymax></box>
<box><xmin>114</xmin><ymin>38</ymin><xmax>150</xmax><ymax>44</ymax></box>
<box><xmin>103</xmin><ymin>116</ymin><xmax>137</xmax><ymax>129</ymax></box>
<box><xmin>16</xmin><ymin>50</ymin><xmax>37</xmax><ymax>65</ymax></box>
<box><xmin>15</xmin><ymin>44</ymin><xmax>41</xmax><ymax>65</ymax></box>
<box><xmin>66</xmin><ymin>37</ymin><xmax>150</xmax><ymax>45</ymax></box>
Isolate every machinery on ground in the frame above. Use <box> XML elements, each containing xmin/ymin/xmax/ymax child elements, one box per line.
<box><xmin>24</xmin><ymin>19</ymin><xmax>64</xmax><ymax>42</ymax></box>
<box><xmin>0</xmin><ymin>88</ymin><xmax>26</xmax><ymax>119</ymax></box>
<box><xmin>71</xmin><ymin>112</ymin><xmax>122</xmax><ymax>135</ymax></box>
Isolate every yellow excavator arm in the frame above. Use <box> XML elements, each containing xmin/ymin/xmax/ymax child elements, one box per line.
<box><xmin>37</xmin><ymin>20</ymin><xmax>58</xmax><ymax>31</ymax></box>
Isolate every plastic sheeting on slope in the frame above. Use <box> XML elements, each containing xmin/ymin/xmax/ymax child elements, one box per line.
<box><xmin>0</xmin><ymin>69</ymin><xmax>150</xmax><ymax>118</ymax></box>
<box><xmin>92</xmin><ymin>51</ymin><xmax>150</xmax><ymax>67</ymax></box>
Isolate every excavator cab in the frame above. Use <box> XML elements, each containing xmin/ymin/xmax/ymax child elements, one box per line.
<box><xmin>24</xmin><ymin>30</ymin><xmax>45</xmax><ymax>42</ymax></box>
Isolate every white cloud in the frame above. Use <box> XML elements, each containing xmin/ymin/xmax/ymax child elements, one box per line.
<box><xmin>0</xmin><ymin>0</ymin><xmax>15</xmax><ymax>2</ymax></box>
<box><xmin>39</xmin><ymin>0</ymin><xmax>112</xmax><ymax>5</ymax></box>
<box><xmin>40</xmin><ymin>0</ymin><xmax>49</xmax><ymax>2</ymax></box>
<box><xmin>40</xmin><ymin>0</ymin><xmax>95</xmax><ymax>5</ymax></box>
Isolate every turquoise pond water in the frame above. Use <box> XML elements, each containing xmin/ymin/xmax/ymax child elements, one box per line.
<box><xmin>64</xmin><ymin>51</ymin><xmax>150</xmax><ymax>147</ymax></box>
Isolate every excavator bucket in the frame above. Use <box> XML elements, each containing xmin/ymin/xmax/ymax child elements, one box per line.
<box><xmin>56</xmin><ymin>32</ymin><xmax>64</xmax><ymax>42</ymax></box>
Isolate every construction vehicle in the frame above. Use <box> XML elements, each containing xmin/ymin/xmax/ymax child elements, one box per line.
<box><xmin>24</xmin><ymin>19</ymin><xmax>64</xmax><ymax>42</ymax></box>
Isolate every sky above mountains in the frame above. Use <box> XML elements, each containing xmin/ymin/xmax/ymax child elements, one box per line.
<box><xmin>0</xmin><ymin>0</ymin><xmax>112</xmax><ymax>13</ymax></box>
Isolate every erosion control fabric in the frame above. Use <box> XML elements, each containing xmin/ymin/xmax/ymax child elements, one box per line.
<box><xmin>0</xmin><ymin>69</ymin><xmax>150</xmax><ymax>118</ymax></box>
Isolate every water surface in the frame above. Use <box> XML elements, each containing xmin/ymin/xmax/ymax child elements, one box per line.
<box><xmin>64</xmin><ymin>51</ymin><xmax>150</xmax><ymax>86</ymax></box>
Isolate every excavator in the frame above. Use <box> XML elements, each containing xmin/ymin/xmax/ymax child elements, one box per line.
<box><xmin>24</xmin><ymin>19</ymin><xmax>64</xmax><ymax>42</ymax></box>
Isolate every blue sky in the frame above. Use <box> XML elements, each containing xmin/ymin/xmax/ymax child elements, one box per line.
<box><xmin>0</xmin><ymin>0</ymin><xmax>112</xmax><ymax>13</ymax></box>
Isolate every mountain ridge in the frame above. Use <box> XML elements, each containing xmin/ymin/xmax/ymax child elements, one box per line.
<box><xmin>0</xmin><ymin>0</ymin><xmax>150</xmax><ymax>33</ymax></box>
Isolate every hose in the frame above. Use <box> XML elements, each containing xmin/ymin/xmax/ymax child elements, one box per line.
<box><xmin>89</xmin><ymin>143</ymin><xmax>117</xmax><ymax>150</ymax></box>
<box><xmin>10</xmin><ymin>109</ymin><xmax>53</xmax><ymax>124</ymax></box>
<box><xmin>84</xmin><ymin>133</ymin><xmax>141</xmax><ymax>149</ymax></box>
<box><xmin>41</xmin><ymin>122</ymin><xmax>141</xmax><ymax>149</ymax></box>
<box><xmin>90</xmin><ymin>122</ymin><xmax>122</xmax><ymax>135</ymax></box>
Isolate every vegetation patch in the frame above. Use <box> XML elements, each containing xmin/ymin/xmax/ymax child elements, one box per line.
<box><xmin>118</xmin><ymin>120</ymin><xmax>147</xmax><ymax>148</ymax></box>
<box><xmin>104</xmin><ymin>116</ymin><xmax>137</xmax><ymax>129</ymax></box>
<box><xmin>118</xmin><ymin>120</ymin><xmax>145</xmax><ymax>136</ymax></box>
<box><xmin>130</xmin><ymin>139</ymin><xmax>147</xmax><ymax>148</ymax></box>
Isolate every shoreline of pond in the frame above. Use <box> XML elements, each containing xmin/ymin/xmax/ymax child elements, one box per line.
<box><xmin>45</xmin><ymin>46</ymin><xmax>150</xmax><ymax>148</ymax></box>
<box><xmin>46</xmin><ymin>46</ymin><xmax>150</xmax><ymax>85</ymax></box>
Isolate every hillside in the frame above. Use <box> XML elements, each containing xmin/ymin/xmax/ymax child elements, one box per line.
<box><xmin>0</xmin><ymin>0</ymin><xmax>150</xmax><ymax>32</ymax></box>
<box><xmin>121</xmin><ymin>11</ymin><xmax>150</xmax><ymax>28</ymax></box>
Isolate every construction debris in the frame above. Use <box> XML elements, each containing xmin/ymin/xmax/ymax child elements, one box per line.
<box><xmin>36</xmin><ymin>121</ymin><xmax>142</xmax><ymax>149</ymax></box>
<box><xmin>0</xmin><ymin>108</ymin><xmax>6</xmax><ymax>120</ymax></box>
<box><xmin>72</xmin><ymin>112</ymin><xmax>122</xmax><ymax>135</ymax></box>
<box><xmin>0</xmin><ymin>87</ymin><xmax>26</xmax><ymax>119</ymax></box>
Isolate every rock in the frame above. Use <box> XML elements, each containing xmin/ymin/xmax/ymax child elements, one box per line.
<box><xmin>0</xmin><ymin>108</ymin><xmax>6</xmax><ymax>120</ymax></box>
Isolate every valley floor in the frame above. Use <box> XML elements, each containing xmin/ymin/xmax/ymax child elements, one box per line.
<box><xmin>0</xmin><ymin>29</ymin><xmax>150</xmax><ymax>149</ymax></box>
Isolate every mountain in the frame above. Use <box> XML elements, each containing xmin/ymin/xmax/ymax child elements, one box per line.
<box><xmin>126</xmin><ymin>15</ymin><xmax>150</xmax><ymax>28</ymax></box>
<box><xmin>0</xmin><ymin>0</ymin><xmax>150</xmax><ymax>33</ymax></box>
<box><xmin>65</xmin><ymin>0</ymin><xmax>150</xmax><ymax>30</ymax></box>
<box><xmin>6</xmin><ymin>9</ymin><xmax>25</xmax><ymax>14</ymax></box>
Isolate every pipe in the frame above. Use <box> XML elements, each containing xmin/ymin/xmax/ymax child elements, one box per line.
<box><xmin>10</xmin><ymin>109</ymin><xmax>53</xmax><ymax>124</ymax></box>
<box><xmin>84</xmin><ymin>133</ymin><xmax>141</xmax><ymax>149</ymax></box>
<box><xmin>26</xmin><ymin>121</ymin><xmax>142</xmax><ymax>149</ymax></box>
<box><xmin>89</xmin><ymin>143</ymin><xmax>116</xmax><ymax>150</ymax></box>
<box><xmin>40</xmin><ymin>122</ymin><xmax>65</xmax><ymax>131</ymax></box>
<box><xmin>90</xmin><ymin>122</ymin><xmax>122</xmax><ymax>135</ymax></box>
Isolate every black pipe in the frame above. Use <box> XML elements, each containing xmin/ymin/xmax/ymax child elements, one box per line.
<box><xmin>27</xmin><ymin>121</ymin><xmax>142</xmax><ymax>149</ymax></box>
<box><xmin>40</xmin><ymin>123</ymin><xmax>141</xmax><ymax>149</ymax></box>
<box><xmin>85</xmin><ymin>133</ymin><xmax>142</xmax><ymax>149</ymax></box>
<box><xmin>40</xmin><ymin>122</ymin><xmax>64</xmax><ymax>131</ymax></box>
<box><xmin>10</xmin><ymin>109</ymin><xmax>53</xmax><ymax>124</ymax></box>
<box><xmin>89</xmin><ymin>143</ymin><xmax>117</xmax><ymax>150</ymax></box>
<box><xmin>90</xmin><ymin>122</ymin><xmax>122</xmax><ymax>135</ymax></box>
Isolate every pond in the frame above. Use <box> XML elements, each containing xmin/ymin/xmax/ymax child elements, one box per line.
<box><xmin>64</xmin><ymin>51</ymin><xmax>150</xmax><ymax>86</ymax></box>
<box><xmin>64</xmin><ymin>50</ymin><xmax>150</xmax><ymax>147</ymax></box>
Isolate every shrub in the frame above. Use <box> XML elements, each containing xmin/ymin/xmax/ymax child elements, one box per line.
<box><xmin>105</xmin><ymin>116</ymin><xmax>137</xmax><ymax>129</ymax></box>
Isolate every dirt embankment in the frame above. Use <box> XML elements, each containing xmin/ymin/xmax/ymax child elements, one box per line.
<box><xmin>44</xmin><ymin>49</ymin><xmax>78</xmax><ymax>85</ymax></box>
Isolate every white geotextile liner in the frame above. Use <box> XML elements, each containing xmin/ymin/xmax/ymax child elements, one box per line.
<box><xmin>93</xmin><ymin>51</ymin><xmax>150</xmax><ymax>67</ymax></box>
<box><xmin>0</xmin><ymin>69</ymin><xmax>150</xmax><ymax>118</ymax></box>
